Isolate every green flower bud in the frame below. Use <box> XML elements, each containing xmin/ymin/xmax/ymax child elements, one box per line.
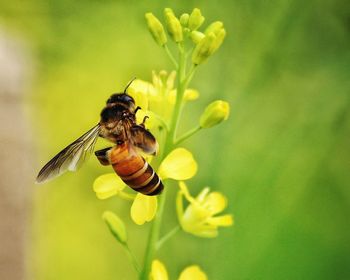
<box><xmin>191</xmin><ymin>32</ymin><xmax>216</xmax><ymax>65</ymax></box>
<box><xmin>102</xmin><ymin>211</ymin><xmax>127</xmax><ymax>244</ymax></box>
<box><xmin>210</xmin><ymin>28</ymin><xmax>226</xmax><ymax>53</ymax></box>
<box><xmin>164</xmin><ymin>8</ymin><xmax>183</xmax><ymax>42</ymax></box>
<box><xmin>205</xmin><ymin>21</ymin><xmax>224</xmax><ymax>35</ymax></box>
<box><xmin>188</xmin><ymin>8</ymin><xmax>205</xmax><ymax>30</ymax></box>
<box><xmin>200</xmin><ymin>100</ymin><xmax>230</xmax><ymax>128</ymax></box>
<box><xmin>180</xmin><ymin>13</ymin><xmax>190</xmax><ymax>27</ymax></box>
<box><xmin>190</xmin><ymin>31</ymin><xmax>205</xmax><ymax>44</ymax></box>
<box><xmin>145</xmin><ymin>13</ymin><xmax>167</xmax><ymax>46</ymax></box>
<box><xmin>183</xmin><ymin>27</ymin><xmax>191</xmax><ymax>37</ymax></box>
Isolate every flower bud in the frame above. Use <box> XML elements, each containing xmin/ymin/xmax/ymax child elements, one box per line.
<box><xmin>199</xmin><ymin>100</ymin><xmax>230</xmax><ymax>128</ymax></box>
<box><xmin>190</xmin><ymin>31</ymin><xmax>205</xmax><ymax>44</ymax></box>
<box><xmin>188</xmin><ymin>8</ymin><xmax>205</xmax><ymax>30</ymax></box>
<box><xmin>180</xmin><ymin>13</ymin><xmax>189</xmax><ymax>27</ymax></box>
<box><xmin>164</xmin><ymin>8</ymin><xmax>183</xmax><ymax>42</ymax></box>
<box><xmin>145</xmin><ymin>13</ymin><xmax>167</xmax><ymax>46</ymax></box>
<box><xmin>205</xmin><ymin>21</ymin><xmax>224</xmax><ymax>35</ymax></box>
<box><xmin>191</xmin><ymin>32</ymin><xmax>216</xmax><ymax>65</ymax></box>
<box><xmin>210</xmin><ymin>28</ymin><xmax>226</xmax><ymax>54</ymax></box>
<box><xmin>102</xmin><ymin>211</ymin><xmax>127</xmax><ymax>244</ymax></box>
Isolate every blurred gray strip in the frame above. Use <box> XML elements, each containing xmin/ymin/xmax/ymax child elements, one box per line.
<box><xmin>0</xmin><ymin>29</ymin><xmax>33</xmax><ymax>280</ymax></box>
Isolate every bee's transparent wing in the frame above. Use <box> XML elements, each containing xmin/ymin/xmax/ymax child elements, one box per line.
<box><xmin>36</xmin><ymin>124</ymin><xmax>100</xmax><ymax>184</ymax></box>
<box><xmin>129</xmin><ymin>125</ymin><xmax>158</xmax><ymax>155</ymax></box>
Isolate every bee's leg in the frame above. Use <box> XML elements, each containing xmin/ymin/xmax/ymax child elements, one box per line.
<box><xmin>134</xmin><ymin>106</ymin><xmax>141</xmax><ymax>114</ymax></box>
<box><xmin>95</xmin><ymin>147</ymin><xmax>112</xmax><ymax>165</ymax></box>
<box><xmin>140</xmin><ymin>116</ymin><xmax>149</xmax><ymax>128</ymax></box>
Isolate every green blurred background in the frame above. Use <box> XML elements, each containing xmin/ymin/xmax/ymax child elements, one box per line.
<box><xmin>0</xmin><ymin>0</ymin><xmax>349</xmax><ymax>279</ymax></box>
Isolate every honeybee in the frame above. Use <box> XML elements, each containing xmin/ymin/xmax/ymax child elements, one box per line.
<box><xmin>36</xmin><ymin>81</ymin><xmax>164</xmax><ymax>196</ymax></box>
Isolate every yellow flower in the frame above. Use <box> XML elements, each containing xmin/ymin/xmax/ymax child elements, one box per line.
<box><xmin>130</xmin><ymin>193</ymin><xmax>158</xmax><ymax>225</ymax></box>
<box><xmin>128</xmin><ymin>71</ymin><xmax>199</xmax><ymax>127</ymax></box>
<box><xmin>177</xmin><ymin>181</ymin><xmax>233</xmax><ymax>238</ymax></box>
<box><xmin>178</xmin><ymin>265</ymin><xmax>207</xmax><ymax>280</ymax></box>
<box><xmin>168</xmin><ymin>89</ymin><xmax>199</xmax><ymax>105</ymax></box>
<box><xmin>158</xmin><ymin>148</ymin><xmax>198</xmax><ymax>180</ymax></box>
<box><xmin>93</xmin><ymin>174</ymin><xmax>157</xmax><ymax>225</ymax></box>
<box><xmin>93</xmin><ymin>147</ymin><xmax>197</xmax><ymax>225</ymax></box>
<box><xmin>93</xmin><ymin>173</ymin><xmax>126</xmax><ymax>199</ymax></box>
<box><xmin>150</xmin><ymin>259</ymin><xmax>207</xmax><ymax>280</ymax></box>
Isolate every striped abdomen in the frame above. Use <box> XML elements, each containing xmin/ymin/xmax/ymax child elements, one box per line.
<box><xmin>109</xmin><ymin>144</ymin><xmax>163</xmax><ymax>196</ymax></box>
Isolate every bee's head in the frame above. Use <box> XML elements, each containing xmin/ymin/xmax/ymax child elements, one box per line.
<box><xmin>101</xmin><ymin>93</ymin><xmax>136</xmax><ymax>126</ymax></box>
<box><xmin>106</xmin><ymin>93</ymin><xmax>135</xmax><ymax>106</ymax></box>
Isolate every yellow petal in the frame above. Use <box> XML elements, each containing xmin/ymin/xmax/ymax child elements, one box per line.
<box><xmin>128</xmin><ymin>78</ymin><xmax>153</xmax><ymax>94</ymax></box>
<box><xmin>166</xmin><ymin>71</ymin><xmax>176</xmax><ymax>90</ymax></box>
<box><xmin>195</xmin><ymin>187</ymin><xmax>210</xmax><ymax>203</ymax></box>
<box><xmin>203</xmin><ymin>192</ymin><xmax>228</xmax><ymax>214</ymax></box>
<box><xmin>178</xmin><ymin>265</ymin><xmax>208</xmax><ymax>280</ymax></box>
<box><xmin>167</xmin><ymin>90</ymin><xmax>177</xmax><ymax>105</ymax></box>
<box><xmin>168</xmin><ymin>89</ymin><xmax>199</xmax><ymax>105</ymax></box>
<box><xmin>184</xmin><ymin>89</ymin><xmax>199</xmax><ymax>101</ymax></box>
<box><xmin>158</xmin><ymin>148</ymin><xmax>198</xmax><ymax>180</ymax></box>
<box><xmin>151</xmin><ymin>259</ymin><xmax>169</xmax><ymax>280</ymax></box>
<box><xmin>178</xmin><ymin>181</ymin><xmax>197</xmax><ymax>204</ymax></box>
<box><xmin>93</xmin><ymin>173</ymin><xmax>126</xmax><ymax>200</ymax></box>
<box><xmin>135</xmin><ymin>109</ymin><xmax>163</xmax><ymax>130</ymax></box>
<box><xmin>190</xmin><ymin>228</ymin><xmax>218</xmax><ymax>238</ymax></box>
<box><xmin>128</xmin><ymin>79</ymin><xmax>153</xmax><ymax>109</ymax></box>
<box><xmin>130</xmin><ymin>193</ymin><xmax>158</xmax><ymax>225</ymax></box>
<box><xmin>207</xmin><ymin>214</ymin><xmax>234</xmax><ymax>227</ymax></box>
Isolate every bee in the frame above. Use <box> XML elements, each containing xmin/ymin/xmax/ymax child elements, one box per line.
<box><xmin>36</xmin><ymin>81</ymin><xmax>164</xmax><ymax>196</ymax></box>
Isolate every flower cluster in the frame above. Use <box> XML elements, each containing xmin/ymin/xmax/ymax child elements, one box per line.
<box><xmin>127</xmin><ymin>71</ymin><xmax>199</xmax><ymax>129</ymax></box>
<box><xmin>93</xmin><ymin>8</ymin><xmax>234</xmax><ymax>279</ymax></box>
<box><xmin>146</xmin><ymin>8</ymin><xmax>227</xmax><ymax>65</ymax></box>
<box><xmin>177</xmin><ymin>182</ymin><xmax>233</xmax><ymax>238</ymax></box>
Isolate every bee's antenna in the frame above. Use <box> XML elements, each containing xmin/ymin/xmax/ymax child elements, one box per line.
<box><xmin>124</xmin><ymin>77</ymin><xmax>137</xmax><ymax>93</ymax></box>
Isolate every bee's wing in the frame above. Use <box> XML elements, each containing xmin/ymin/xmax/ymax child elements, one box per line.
<box><xmin>36</xmin><ymin>124</ymin><xmax>101</xmax><ymax>184</ymax></box>
<box><xmin>129</xmin><ymin>125</ymin><xmax>159</xmax><ymax>155</ymax></box>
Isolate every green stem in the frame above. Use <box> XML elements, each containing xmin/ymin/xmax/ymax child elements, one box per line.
<box><xmin>175</xmin><ymin>126</ymin><xmax>201</xmax><ymax>145</ymax></box>
<box><xmin>165</xmin><ymin>43</ymin><xmax>187</xmax><ymax>148</ymax></box>
<box><xmin>124</xmin><ymin>243</ymin><xmax>141</xmax><ymax>273</ymax></box>
<box><xmin>156</xmin><ymin>225</ymin><xmax>180</xmax><ymax>250</ymax></box>
<box><xmin>140</xmin><ymin>43</ymin><xmax>188</xmax><ymax>280</ymax></box>
<box><xmin>140</xmin><ymin>187</ymin><xmax>167</xmax><ymax>279</ymax></box>
<box><xmin>186</xmin><ymin>64</ymin><xmax>197</xmax><ymax>85</ymax></box>
<box><xmin>164</xmin><ymin>44</ymin><xmax>178</xmax><ymax>69</ymax></box>
<box><xmin>140</xmin><ymin>42</ymin><xmax>198</xmax><ymax>280</ymax></box>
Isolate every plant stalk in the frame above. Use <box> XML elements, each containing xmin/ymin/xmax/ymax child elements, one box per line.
<box><xmin>156</xmin><ymin>225</ymin><xmax>180</xmax><ymax>250</ymax></box>
<box><xmin>175</xmin><ymin>126</ymin><xmax>201</xmax><ymax>145</ymax></box>
<box><xmin>140</xmin><ymin>43</ymin><xmax>188</xmax><ymax>280</ymax></box>
<box><xmin>124</xmin><ymin>243</ymin><xmax>141</xmax><ymax>273</ymax></box>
